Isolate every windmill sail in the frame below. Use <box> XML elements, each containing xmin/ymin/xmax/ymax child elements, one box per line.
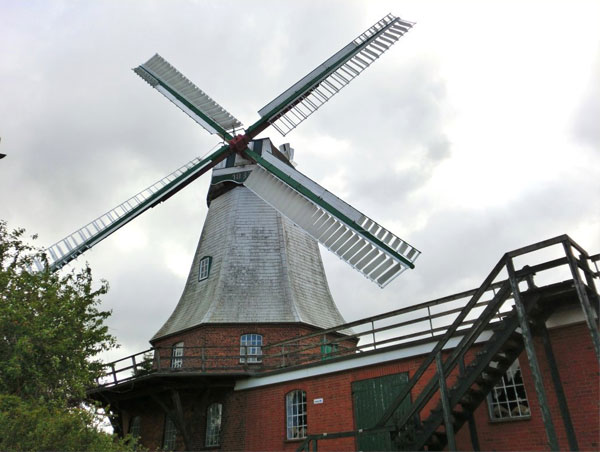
<box><xmin>135</xmin><ymin>54</ymin><xmax>242</xmax><ymax>139</ymax></box>
<box><xmin>35</xmin><ymin>145</ymin><xmax>233</xmax><ymax>272</ymax></box>
<box><xmin>255</xmin><ymin>14</ymin><xmax>414</xmax><ymax>137</ymax></box>
<box><xmin>243</xmin><ymin>148</ymin><xmax>420</xmax><ymax>287</ymax></box>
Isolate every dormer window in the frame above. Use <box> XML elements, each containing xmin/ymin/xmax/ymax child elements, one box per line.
<box><xmin>199</xmin><ymin>256</ymin><xmax>212</xmax><ymax>281</ymax></box>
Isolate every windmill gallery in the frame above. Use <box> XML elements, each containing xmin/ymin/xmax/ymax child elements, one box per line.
<box><xmin>37</xmin><ymin>13</ymin><xmax>598</xmax><ymax>452</ymax></box>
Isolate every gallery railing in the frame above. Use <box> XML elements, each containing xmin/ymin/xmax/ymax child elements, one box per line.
<box><xmin>95</xmin><ymin>235</ymin><xmax>599</xmax><ymax>389</ymax></box>
<box><xmin>296</xmin><ymin>234</ymin><xmax>599</xmax><ymax>451</ymax></box>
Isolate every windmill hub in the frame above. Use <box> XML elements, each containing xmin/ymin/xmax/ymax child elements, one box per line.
<box><xmin>38</xmin><ymin>13</ymin><xmax>420</xmax><ymax>287</ymax></box>
<box><xmin>228</xmin><ymin>134</ymin><xmax>251</xmax><ymax>153</ymax></box>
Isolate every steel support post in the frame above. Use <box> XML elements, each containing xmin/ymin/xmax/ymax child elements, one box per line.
<box><xmin>371</xmin><ymin>320</ymin><xmax>377</xmax><ymax>349</ymax></box>
<box><xmin>460</xmin><ymin>358</ymin><xmax>480</xmax><ymax>451</ymax></box>
<box><xmin>539</xmin><ymin>323</ymin><xmax>579</xmax><ymax>451</ymax></box>
<box><xmin>436</xmin><ymin>352</ymin><xmax>456</xmax><ymax>451</ymax></box>
<box><xmin>563</xmin><ymin>242</ymin><xmax>600</xmax><ymax>364</ymax></box>
<box><xmin>578</xmin><ymin>254</ymin><xmax>599</xmax><ymax>300</ymax></box>
<box><xmin>506</xmin><ymin>258</ymin><xmax>559</xmax><ymax>451</ymax></box>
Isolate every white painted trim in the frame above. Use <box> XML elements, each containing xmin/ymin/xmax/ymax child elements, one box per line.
<box><xmin>212</xmin><ymin>164</ymin><xmax>256</xmax><ymax>177</ymax></box>
<box><xmin>156</xmin><ymin>85</ymin><xmax>218</xmax><ymax>135</ymax></box>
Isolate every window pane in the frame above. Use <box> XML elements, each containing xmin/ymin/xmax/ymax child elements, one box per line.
<box><xmin>487</xmin><ymin>359</ymin><xmax>530</xmax><ymax>420</ymax></box>
<box><xmin>205</xmin><ymin>403</ymin><xmax>222</xmax><ymax>447</ymax></box>
<box><xmin>286</xmin><ymin>390</ymin><xmax>307</xmax><ymax>439</ymax></box>
<box><xmin>130</xmin><ymin>416</ymin><xmax>141</xmax><ymax>439</ymax></box>
<box><xmin>163</xmin><ymin>416</ymin><xmax>177</xmax><ymax>450</ymax></box>
<box><xmin>240</xmin><ymin>334</ymin><xmax>263</xmax><ymax>363</ymax></box>
<box><xmin>199</xmin><ymin>256</ymin><xmax>211</xmax><ymax>281</ymax></box>
<box><xmin>171</xmin><ymin>342</ymin><xmax>184</xmax><ymax>369</ymax></box>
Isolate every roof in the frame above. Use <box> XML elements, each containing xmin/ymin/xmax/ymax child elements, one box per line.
<box><xmin>152</xmin><ymin>185</ymin><xmax>347</xmax><ymax>341</ymax></box>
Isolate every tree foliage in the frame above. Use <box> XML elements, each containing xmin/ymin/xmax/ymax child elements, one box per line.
<box><xmin>0</xmin><ymin>221</ymin><xmax>139</xmax><ymax>451</ymax></box>
<box><xmin>0</xmin><ymin>395</ymin><xmax>137</xmax><ymax>451</ymax></box>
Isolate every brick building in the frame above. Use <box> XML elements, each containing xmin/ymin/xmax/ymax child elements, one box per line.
<box><xmin>90</xmin><ymin>140</ymin><xmax>600</xmax><ymax>451</ymax></box>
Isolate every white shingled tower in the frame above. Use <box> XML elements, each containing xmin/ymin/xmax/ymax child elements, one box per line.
<box><xmin>153</xmin><ymin>139</ymin><xmax>347</xmax><ymax>341</ymax></box>
<box><xmin>40</xmin><ymin>15</ymin><xmax>420</xmax><ymax>341</ymax></box>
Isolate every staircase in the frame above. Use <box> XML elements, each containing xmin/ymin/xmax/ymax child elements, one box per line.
<box><xmin>297</xmin><ymin>235</ymin><xmax>600</xmax><ymax>451</ymax></box>
<box><xmin>411</xmin><ymin>287</ymin><xmax>553</xmax><ymax>450</ymax></box>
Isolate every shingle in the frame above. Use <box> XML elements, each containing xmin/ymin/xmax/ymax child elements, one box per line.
<box><xmin>152</xmin><ymin>186</ymin><xmax>347</xmax><ymax>341</ymax></box>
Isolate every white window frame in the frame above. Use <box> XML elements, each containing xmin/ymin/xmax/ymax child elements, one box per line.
<box><xmin>171</xmin><ymin>341</ymin><xmax>184</xmax><ymax>369</ymax></box>
<box><xmin>205</xmin><ymin>402</ymin><xmax>223</xmax><ymax>447</ymax></box>
<box><xmin>240</xmin><ymin>334</ymin><xmax>262</xmax><ymax>363</ymax></box>
<box><xmin>162</xmin><ymin>416</ymin><xmax>177</xmax><ymax>450</ymax></box>
<box><xmin>198</xmin><ymin>256</ymin><xmax>212</xmax><ymax>281</ymax></box>
<box><xmin>286</xmin><ymin>390</ymin><xmax>307</xmax><ymax>440</ymax></box>
<box><xmin>487</xmin><ymin>358</ymin><xmax>530</xmax><ymax>420</ymax></box>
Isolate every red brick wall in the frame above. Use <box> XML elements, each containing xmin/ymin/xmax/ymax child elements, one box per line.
<box><xmin>459</xmin><ymin>322</ymin><xmax>599</xmax><ymax>451</ymax></box>
<box><xmin>151</xmin><ymin>323</ymin><xmax>357</xmax><ymax>372</ymax></box>
<box><xmin>120</xmin><ymin>321</ymin><xmax>598</xmax><ymax>451</ymax></box>
<box><xmin>230</xmin><ymin>321</ymin><xmax>598</xmax><ymax>451</ymax></box>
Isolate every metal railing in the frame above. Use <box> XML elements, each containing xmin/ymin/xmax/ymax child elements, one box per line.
<box><xmin>296</xmin><ymin>235</ymin><xmax>599</xmax><ymax>451</ymax></box>
<box><xmin>95</xmin><ymin>235</ymin><xmax>599</xmax><ymax>399</ymax></box>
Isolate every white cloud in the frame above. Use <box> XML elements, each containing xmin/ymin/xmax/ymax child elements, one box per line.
<box><xmin>1</xmin><ymin>0</ymin><xmax>598</xmax><ymax>361</ymax></box>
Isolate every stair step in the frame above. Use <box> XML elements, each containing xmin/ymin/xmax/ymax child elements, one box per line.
<box><xmin>493</xmin><ymin>355</ymin><xmax>514</xmax><ymax>368</ymax></box>
<box><xmin>427</xmin><ymin>431</ymin><xmax>447</xmax><ymax>451</ymax></box>
<box><xmin>459</xmin><ymin>388</ymin><xmax>487</xmax><ymax>408</ymax></box>
<box><xmin>484</xmin><ymin>366</ymin><xmax>505</xmax><ymax>376</ymax></box>
<box><xmin>475</xmin><ymin>373</ymin><xmax>497</xmax><ymax>387</ymax></box>
<box><xmin>452</xmin><ymin>409</ymin><xmax>469</xmax><ymax>421</ymax></box>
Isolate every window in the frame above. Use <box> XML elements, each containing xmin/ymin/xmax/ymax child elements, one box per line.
<box><xmin>488</xmin><ymin>359</ymin><xmax>530</xmax><ymax>420</ymax></box>
<box><xmin>171</xmin><ymin>342</ymin><xmax>184</xmax><ymax>369</ymax></box>
<box><xmin>286</xmin><ymin>390</ymin><xmax>307</xmax><ymax>440</ymax></box>
<box><xmin>162</xmin><ymin>416</ymin><xmax>177</xmax><ymax>450</ymax></box>
<box><xmin>240</xmin><ymin>334</ymin><xmax>262</xmax><ymax>363</ymax></box>
<box><xmin>205</xmin><ymin>403</ymin><xmax>223</xmax><ymax>447</ymax></box>
<box><xmin>320</xmin><ymin>340</ymin><xmax>338</xmax><ymax>360</ymax></box>
<box><xmin>198</xmin><ymin>256</ymin><xmax>212</xmax><ymax>281</ymax></box>
<box><xmin>129</xmin><ymin>415</ymin><xmax>141</xmax><ymax>439</ymax></box>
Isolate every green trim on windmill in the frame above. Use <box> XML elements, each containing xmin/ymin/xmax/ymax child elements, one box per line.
<box><xmin>248</xmin><ymin>17</ymin><xmax>406</xmax><ymax>137</ymax></box>
<box><xmin>46</xmin><ymin>143</ymin><xmax>234</xmax><ymax>272</ymax></box>
<box><xmin>243</xmin><ymin>148</ymin><xmax>414</xmax><ymax>269</ymax></box>
<box><xmin>211</xmin><ymin>171</ymin><xmax>252</xmax><ymax>185</ymax></box>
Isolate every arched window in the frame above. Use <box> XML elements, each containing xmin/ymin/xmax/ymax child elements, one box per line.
<box><xmin>171</xmin><ymin>341</ymin><xmax>184</xmax><ymax>369</ymax></box>
<box><xmin>205</xmin><ymin>402</ymin><xmax>223</xmax><ymax>447</ymax></box>
<box><xmin>129</xmin><ymin>415</ymin><xmax>141</xmax><ymax>439</ymax></box>
<box><xmin>286</xmin><ymin>390</ymin><xmax>307</xmax><ymax>440</ymax></box>
<box><xmin>240</xmin><ymin>334</ymin><xmax>262</xmax><ymax>363</ymax></box>
<box><xmin>198</xmin><ymin>256</ymin><xmax>212</xmax><ymax>281</ymax></box>
<box><xmin>162</xmin><ymin>416</ymin><xmax>177</xmax><ymax>450</ymax></box>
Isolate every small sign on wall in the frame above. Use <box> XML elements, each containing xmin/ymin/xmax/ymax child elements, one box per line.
<box><xmin>313</xmin><ymin>398</ymin><xmax>324</xmax><ymax>404</ymax></box>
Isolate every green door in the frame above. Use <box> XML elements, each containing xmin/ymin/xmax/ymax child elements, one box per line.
<box><xmin>352</xmin><ymin>373</ymin><xmax>410</xmax><ymax>451</ymax></box>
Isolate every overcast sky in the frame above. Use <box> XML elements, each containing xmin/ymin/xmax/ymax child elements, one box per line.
<box><xmin>1</xmin><ymin>0</ymin><xmax>599</xmax><ymax>362</ymax></box>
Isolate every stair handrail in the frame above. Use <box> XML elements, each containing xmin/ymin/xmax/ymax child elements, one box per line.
<box><xmin>373</xmin><ymin>254</ymin><xmax>510</xmax><ymax>429</ymax></box>
<box><xmin>374</xmin><ymin>234</ymin><xmax>590</xmax><ymax>431</ymax></box>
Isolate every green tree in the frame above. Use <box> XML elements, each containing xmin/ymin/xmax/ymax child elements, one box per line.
<box><xmin>0</xmin><ymin>221</ymin><xmax>140</xmax><ymax>451</ymax></box>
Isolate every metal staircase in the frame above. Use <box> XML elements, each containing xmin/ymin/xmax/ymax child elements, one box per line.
<box><xmin>410</xmin><ymin>287</ymin><xmax>553</xmax><ymax>450</ymax></box>
<box><xmin>297</xmin><ymin>235</ymin><xmax>600</xmax><ymax>451</ymax></box>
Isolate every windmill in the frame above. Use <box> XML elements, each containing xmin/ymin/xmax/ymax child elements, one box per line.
<box><xmin>35</xmin><ymin>13</ymin><xmax>420</xmax><ymax>289</ymax></box>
